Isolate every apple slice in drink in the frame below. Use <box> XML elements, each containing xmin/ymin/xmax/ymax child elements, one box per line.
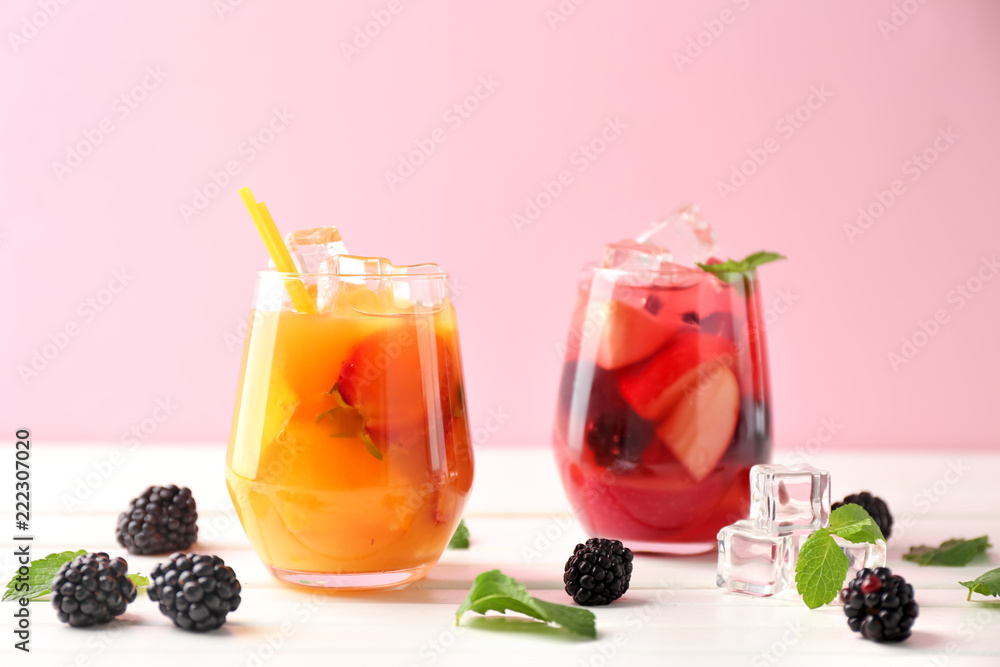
<box><xmin>594</xmin><ymin>301</ymin><xmax>682</xmax><ymax>370</ymax></box>
<box><xmin>655</xmin><ymin>364</ymin><xmax>739</xmax><ymax>481</ymax></box>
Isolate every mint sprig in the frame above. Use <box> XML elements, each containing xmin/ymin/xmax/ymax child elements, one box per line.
<box><xmin>2</xmin><ymin>550</ymin><xmax>86</xmax><ymax>602</ymax></box>
<box><xmin>456</xmin><ymin>570</ymin><xmax>596</xmax><ymax>639</ymax></box>
<box><xmin>904</xmin><ymin>536</ymin><xmax>992</xmax><ymax>567</ymax></box>
<box><xmin>697</xmin><ymin>251</ymin><xmax>786</xmax><ymax>280</ymax></box>
<box><xmin>960</xmin><ymin>568</ymin><xmax>1000</xmax><ymax>600</ymax></box>
<box><xmin>795</xmin><ymin>504</ymin><xmax>885</xmax><ymax>609</ymax></box>
<box><xmin>795</xmin><ymin>529</ymin><xmax>846</xmax><ymax>610</ymax></box>
<box><xmin>448</xmin><ymin>519</ymin><xmax>470</xmax><ymax>549</ymax></box>
<box><xmin>2</xmin><ymin>551</ymin><xmax>147</xmax><ymax>602</ymax></box>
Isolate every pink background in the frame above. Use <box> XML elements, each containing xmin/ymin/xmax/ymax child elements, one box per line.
<box><xmin>2</xmin><ymin>1</ymin><xmax>998</xmax><ymax>451</ymax></box>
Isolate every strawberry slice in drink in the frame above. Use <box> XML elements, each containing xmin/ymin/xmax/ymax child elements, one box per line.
<box><xmin>618</xmin><ymin>332</ymin><xmax>736</xmax><ymax>422</ymax></box>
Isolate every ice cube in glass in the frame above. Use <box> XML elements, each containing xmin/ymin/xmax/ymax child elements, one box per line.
<box><xmin>750</xmin><ymin>464</ymin><xmax>831</xmax><ymax>536</ymax></box>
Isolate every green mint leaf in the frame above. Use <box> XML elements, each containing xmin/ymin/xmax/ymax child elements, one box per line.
<box><xmin>448</xmin><ymin>519</ymin><xmax>470</xmax><ymax>549</ymax></box>
<box><xmin>697</xmin><ymin>250</ymin><xmax>786</xmax><ymax>279</ymax></box>
<box><xmin>904</xmin><ymin>536</ymin><xmax>992</xmax><ymax>567</ymax></box>
<box><xmin>795</xmin><ymin>529</ymin><xmax>850</xmax><ymax>609</ymax></box>
<box><xmin>828</xmin><ymin>504</ymin><xmax>884</xmax><ymax>544</ymax></box>
<box><xmin>456</xmin><ymin>570</ymin><xmax>596</xmax><ymax>639</ymax></box>
<box><xmin>128</xmin><ymin>573</ymin><xmax>150</xmax><ymax>589</ymax></box>
<box><xmin>959</xmin><ymin>568</ymin><xmax>1000</xmax><ymax>601</ymax></box>
<box><xmin>743</xmin><ymin>251</ymin><xmax>787</xmax><ymax>270</ymax></box>
<box><xmin>2</xmin><ymin>550</ymin><xmax>87</xmax><ymax>602</ymax></box>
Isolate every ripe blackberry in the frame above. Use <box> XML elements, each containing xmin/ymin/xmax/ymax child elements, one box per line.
<box><xmin>50</xmin><ymin>552</ymin><xmax>137</xmax><ymax>627</ymax></box>
<box><xmin>116</xmin><ymin>485</ymin><xmax>198</xmax><ymax>554</ymax></box>
<box><xmin>833</xmin><ymin>492</ymin><xmax>893</xmax><ymax>539</ymax></box>
<box><xmin>563</xmin><ymin>538</ymin><xmax>634</xmax><ymax>606</ymax></box>
<box><xmin>842</xmin><ymin>567</ymin><xmax>918</xmax><ymax>642</ymax></box>
<box><xmin>148</xmin><ymin>553</ymin><xmax>241</xmax><ymax>631</ymax></box>
<box><xmin>582</xmin><ymin>368</ymin><xmax>653</xmax><ymax>471</ymax></box>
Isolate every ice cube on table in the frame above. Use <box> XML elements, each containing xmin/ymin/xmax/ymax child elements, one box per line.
<box><xmin>282</xmin><ymin>226</ymin><xmax>348</xmax><ymax>273</ymax></box>
<box><xmin>750</xmin><ymin>464</ymin><xmax>831</xmax><ymax>536</ymax></box>
<box><xmin>717</xmin><ymin>520</ymin><xmax>796</xmax><ymax>596</ymax></box>
<box><xmin>833</xmin><ymin>536</ymin><xmax>887</xmax><ymax>602</ymax></box>
<box><xmin>635</xmin><ymin>203</ymin><xmax>718</xmax><ymax>267</ymax></box>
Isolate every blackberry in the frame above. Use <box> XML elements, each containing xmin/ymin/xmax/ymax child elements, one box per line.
<box><xmin>50</xmin><ymin>552</ymin><xmax>137</xmax><ymax>627</ymax></box>
<box><xmin>833</xmin><ymin>492</ymin><xmax>893</xmax><ymax>539</ymax></box>
<box><xmin>842</xmin><ymin>567</ymin><xmax>918</xmax><ymax>642</ymax></box>
<box><xmin>116</xmin><ymin>485</ymin><xmax>198</xmax><ymax>554</ymax></box>
<box><xmin>582</xmin><ymin>367</ymin><xmax>653</xmax><ymax>472</ymax></box>
<box><xmin>563</xmin><ymin>538</ymin><xmax>634</xmax><ymax>606</ymax></box>
<box><xmin>148</xmin><ymin>553</ymin><xmax>241</xmax><ymax>631</ymax></box>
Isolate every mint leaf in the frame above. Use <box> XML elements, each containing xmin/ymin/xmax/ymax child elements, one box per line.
<box><xmin>828</xmin><ymin>503</ymin><xmax>885</xmax><ymax>544</ymax></box>
<box><xmin>448</xmin><ymin>519</ymin><xmax>470</xmax><ymax>549</ymax></box>
<box><xmin>2</xmin><ymin>550</ymin><xmax>86</xmax><ymax>602</ymax></box>
<box><xmin>697</xmin><ymin>251</ymin><xmax>786</xmax><ymax>279</ymax></box>
<box><xmin>3</xmin><ymin>552</ymin><xmax>148</xmax><ymax>602</ymax></box>
<box><xmin>743</xmin><ymin>251</ymin><xmax>787</xmax><ymax>270</ymax></box>
<box><xmin>456</xmin><ymin>570</ymin><xmax>596</xmax><ymax>639</ymax></box>
<box><xmin>795</xmin><ymin>529</ymin><xmax>850</xmax><ymax>609</ymax></box>
<box><xmin>794</xmin><ymin>505</ymin><xmax>883</xmax><ymax>609</ymax></box>
<box><xmin>960</xmin><ymin>568</ymin><xmax>1000</xmax><ymax>600</ymax></box>
<box><xmin>904</xmin><ymin>536</ymin><xmax>992</xmax><ymax>567</ymax></box>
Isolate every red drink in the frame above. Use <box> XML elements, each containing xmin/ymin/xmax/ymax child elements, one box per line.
<box><xmin>553</xmin><ymin>265</ymin><xmax>771</xmax><ymax>553</ymax></box>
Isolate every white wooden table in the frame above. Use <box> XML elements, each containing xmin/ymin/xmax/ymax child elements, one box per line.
<box><xmin>2</xmin><ymin>445</ymin><xmax>999</xmax><ymax>666</ymax></box>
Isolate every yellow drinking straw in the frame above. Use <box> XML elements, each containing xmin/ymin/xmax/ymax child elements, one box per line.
<box><xmin>238</xmin><ymin>187</ymin><xmax>316</xmax><ymax>314</ymax></box>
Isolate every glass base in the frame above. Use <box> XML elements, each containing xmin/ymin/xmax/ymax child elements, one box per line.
<box><xmin>629</xmin><ymin>540</ymin><xmax>716</xmax><ymax>555</ymax></box>
<box><xmin>266</xmin><ymin>563</ymin><xmax>433</xmax><ymax>591</ymax></box>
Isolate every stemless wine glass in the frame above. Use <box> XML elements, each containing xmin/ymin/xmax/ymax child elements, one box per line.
<box><xmin>226</xmin><ymin>262</ymin><xmax>474</xmax><ymax>589</ymax></box>
<box><xmin>553</xmin><ymin>262</ymin><xmax>771</xmax><ymax>554</ymax></box>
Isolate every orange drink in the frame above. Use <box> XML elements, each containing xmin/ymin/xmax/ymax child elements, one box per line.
<box><xmin>226</xmin><ymin>263</ymin><xmax>473</xmax><ymax>589</ymax></box>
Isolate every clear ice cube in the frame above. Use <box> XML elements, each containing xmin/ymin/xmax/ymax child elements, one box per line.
<box><xmin>750</xmin><ymin>464</ymin><xmax>831</xmax><ymax>536</ymax></box>
<box><xmin>717</xmin><ymin>520</ymin><xmax>796</xmax><ymax>596</ymax></box>
<box><xmin>635</xmin><ymin>203</ymin><xmax>718</xmax><ymax>267</ymax></box>
<box><xmin>834</xmin><ymin>536</ymin><xmax>888</xmax><ymax>598</ymax></box>
<box><xmin>602</xmin><ymin>239</ymin><xmax>672</xmax><ymax>272</ymax></box>
<box><xmin>316</xmin><ymin>255</ymin><xmax>446</xmax><ymax>314</ymax></box>
<box><xmin>282</xmin><ymin>226</ymin><xmax>348</xmax><ymax>273</ymax></box>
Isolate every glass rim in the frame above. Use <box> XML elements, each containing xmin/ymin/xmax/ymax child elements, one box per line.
<box><xmin>257</xmin><ymin>268</ymin><xmax>450</xmax><ymax>280</ymax></box>
<box><xmin>583</xmin><ymin>261</ymin><xmax>758</xmax><ymax>278</ymax></box>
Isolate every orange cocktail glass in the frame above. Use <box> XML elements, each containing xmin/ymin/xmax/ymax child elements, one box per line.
<box><xmin>225</xmin><ymin>261</ymin><xmax>473</xmax><ymax>589</ymax></box>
